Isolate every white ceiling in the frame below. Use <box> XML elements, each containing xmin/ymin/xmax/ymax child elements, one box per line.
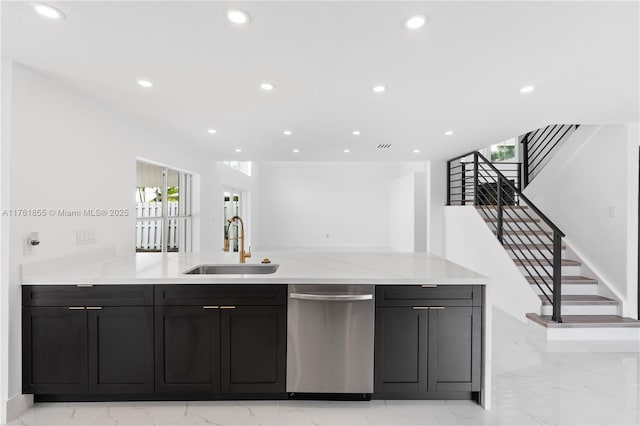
<box><xmin>2</xmin><ymin>1</ymin><xmax>638</xmax><ymax>161</ymax></box>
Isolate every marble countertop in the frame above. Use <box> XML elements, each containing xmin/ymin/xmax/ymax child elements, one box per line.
<box><xmin>21</xmin><ymin>250</ymin><xmax>487</xmax><ymax>286</ymax></box>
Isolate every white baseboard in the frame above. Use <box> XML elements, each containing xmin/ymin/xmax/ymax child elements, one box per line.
<box><xmin>528</xmin><ymin>319</ymin><xmax>640</xmax><ymax>343</ymax></box>
<box><xmin>4</xmin><ymin>393</ymin><xmax>33</xmax><ymax>423</ymax></box>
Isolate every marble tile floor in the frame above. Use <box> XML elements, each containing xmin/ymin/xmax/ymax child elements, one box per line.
<box><xmin>6</xmin><ymin>308</ymin><xmax>640</xmax><ymax>426</ymax></box>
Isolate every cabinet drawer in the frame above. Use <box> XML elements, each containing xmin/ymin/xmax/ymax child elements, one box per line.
<box><xmin>23</xmin><ymin>285</ymin><xmax>153</xmax><ymax>307</ymax></box>
<box><xmin>376</xmin><ymin>285</ymin><xmax>482</xmax><ymax>307</ymax></box>
<box><xmin>155</xmin><ymin>284</ymin><xmax>286</xmax><ymax>306</ymax></box>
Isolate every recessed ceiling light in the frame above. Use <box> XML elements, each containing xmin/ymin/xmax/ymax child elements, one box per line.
<box><xmin>235</xmin><ymin>148</ymin><xmax>242</xmax><ymax>153</ymax></box>
<box><xmin>344</xmin><ymin>149</ymin><xmax>351</xmax><ymax>153</ymax></box>
<box><xmin>444</xmin><ymin>130</ymin><xmax>454</xmax><ymax>136</ymax></box>
<box><xmin>32</xmin><ymin>3</ymin><xmax>65</xmax><ymax>20</ymax></box>
<box><xmin>405</xmin><ymin>15</ymin><xmax>428</xmax><ymax>30</ymax></box>
<box><xmin>520</xmin><ymin>85</ymin><xmax>535</xmax><ymax>94</ymax></box>
<box><xmin>283</xmin><ymin>130</ymin><xmax>292</xmax><ymax>136</ymax></box>
<box><xmin>137</xmin><ymin>80</ymin><xmax>154</xmax><ymax>88</ymax></box>
<box><xmin>352</xmin><ymin>130</ymin><xmax>361</xmax><ymax>136</ymax></box>
<box><xmin>293</xmin><ymin>149</ymin><xmax>300</xmax><ymax>153</ymax></box>
<box><xmin>372</xmin><ymin>85</ymin><xmax>386</xmax><ymax>93</ymax></box>
<box><xmin>260</xmin><ymin>82</ymin><xmax>274</xmax><ymax>91</ymax></box>
<box><xmin>207</xmin><ymin>129</ymin><xmax>217</xmax><ymax>134</ymax></box>
<box><xmin>227</xmin><ymin>9</ymin><xmax>250</xmax><ymax>24</ymax></box>
<box><xmin>413</xmin><ymin>149</ymin><xmax>421</xmax><ymax>153</ymax></box>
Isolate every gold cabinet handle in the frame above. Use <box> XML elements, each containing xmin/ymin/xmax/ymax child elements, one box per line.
<box><xmin>220</xmin><ymin>306</ymin><xmax>237</xmax><ymax>309</ymax></box>
<box><xmin>202</xmin><ymin>306</ymin><xmax>219</xmax><ymax>309</ymax></box>
<box><xmin>421</xmin><ymin>284</ymin><xmax>438</xmax><ymax>288</ymax></box>
<box><xmin>85</xmin><ymin>306</ymin><xmax>103</xmax><ymax>310</ymax></box>
<box><xmin>68</xmin><ymin>306</ymin><xmax>85</xmax><ymax>310</ymax></box>
<box><xmin>412</xmin><ymin>306</ymin><xmax>430</xmax><ymax>310</ymax></box>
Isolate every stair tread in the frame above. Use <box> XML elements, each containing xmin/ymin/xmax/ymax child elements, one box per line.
<box><xmin>514</xmin><ymin>258</ymin><xmax>580</xmax><ymax>266</ymax></box>
<box><xmin>526</xmin><ymin>313</ymin><xmax>640</xmax><ymax>328</ymax></box>
<box><xmin>484</xmin><ymin>217</ymin><xmax>541</xmax><ymax>223</ymax></box>
<box><xmin>498</xmin><ymin>229</ymin><xmax>551</xmax><ymax>235</ymax></box>
<box><xmin>538</xmin><ymin>295</ymin><xmax>618</xmax><ymax>305</ymax></box>
<box><xmin>526</xmin><ymin>276</ymin><xmax>598</xmax><ymax>284</ymax></box>
<box><xmin>508</xmin><ymin>243</ymin><xmax>566</xmax><ymax>249</ymax></box>
<box><xmin>477</xmin><ymin>205</ymin><xmax>529</xmax><ymax>209</ymax></box>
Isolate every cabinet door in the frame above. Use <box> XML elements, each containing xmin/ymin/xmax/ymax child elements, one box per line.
<box><xmin>22</xmin><ymin>307</ymin><xmax>88</xmax><ymax>394</ymax></box>
<box><xmin>428</xmin><ymin>306</ymin><xmax>481</xmax><ymax>392</ymax></box>
<box><xmin>220</xmin><ymin>306</ymin><xmax>286</xmax><ymax>393</ymax></box>
<box><xmin>155</xmin><ymin>306</ymin><xmax>220</xmax><ymax>393</ymax></box>
<box><xmin>88</xmin><ymin>307</ymin><xmax>154</xmax><ymax>394</ymax></box>
<box><xmin>374</xmin><ymin>307</ymin><xmax>428</xmax><ymax>395</ymax></box>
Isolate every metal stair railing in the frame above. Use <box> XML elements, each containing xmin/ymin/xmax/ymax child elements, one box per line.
<box><xmin>521</xmin><ymin>124</ymin><xmax>579</xmax><ymax>187</ymax></box>
<box><xmin>447</xmin><ymin>151</ymin><xmax>565</xmax><ymax>322</ymax></box>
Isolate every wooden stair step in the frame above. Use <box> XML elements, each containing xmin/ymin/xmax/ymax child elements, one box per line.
<box><xmin>477</xmin><ymin>205</ymin><xmax>529</xmax><ymax>209</ymax></box>
<box><xmin>498</xmin><ymin>229</ymin><xmax>551</xmax><ymax>235</ymax></box>
<box><xmin>526</xmin><ymin>276</ymin><xmax>597</xmax><ymax>284</ymax></box>
<box><xmin>483</xmin><ymin>217</ymin><xmax>541</xmax><ymax>223</ymax></box>
<box><xmin>538</xmin><ymin>295</ymin><xmax>618</xmax><ymax>306</ymax></box>
<box><xmin>514</xmin><ymin>258</ymin><xmax>580</xmax><ymax>266</ymax></box>
<box><xmin>508</xmin><ymin>243</ymin><xmax>566</xmax><ymax>250</ymax></box>
<box><xmin>526</xmin><ymin>313</ymin><xmax>640</xmax><ymax>328</ymax></box>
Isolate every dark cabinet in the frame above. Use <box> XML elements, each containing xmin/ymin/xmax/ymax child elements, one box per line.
<box><xmin>154</xmin><ymin>284</ymin><xmax>287</xmax><ymax>395</ymax></box>
<box><xmin>89</xmin><ymin>306</ymin><xmax>154</xmax><ymax>394</ymax></box>
<box><xmin>22</xmin><ymin>286</ymin><xmax>154</xmax><ymax>395</ymax></box>
<box><xmin>24</xmin><ymin>284</ymin><xmax>287</xmax><ymax>399</ymax></box>
<box><xmin>374</xmin><ymin>285</ymin><xmax>482</xmax><ymax>399</ymax></box>
<box><xmin>220</xmin><ymin>306</ymin><xmax>286</xmax><ymax>393</ymax></box>
<box><xmin>22</xmin><ymin>305</ymin><xmax>154</xmax><ymax>395</ymax></box>
<box><xmin>22</xmin><ymin>307</ymin><xmax>88</xmax><ymax>394</ymax></box>
<box><xmin>155</xmin><ymin>306</ymin><xmax>221</xmax><ymax>394</ymax></box>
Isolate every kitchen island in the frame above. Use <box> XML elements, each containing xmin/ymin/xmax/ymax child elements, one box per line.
<box><xmin>20</xmin><ymin>250</ymin><xmax>491</xmax><ymax>409</ymax></box>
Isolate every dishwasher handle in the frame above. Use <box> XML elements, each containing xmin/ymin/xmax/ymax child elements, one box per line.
<box><xmin>290</xmin><ymin>293</ymin><xmax>373</xmax><ymax>302</ymax></box>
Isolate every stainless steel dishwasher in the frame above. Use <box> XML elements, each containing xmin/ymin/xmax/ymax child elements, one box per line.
<box><xmin>286</xmin><ymin>284</ymin><xmax>374</xmax><ymax>395</ymax></box>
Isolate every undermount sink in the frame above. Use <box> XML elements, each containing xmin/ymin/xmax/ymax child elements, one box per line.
<box><xmin>183</xmin><ymin>263</ymin><xmax>280</xmax><ymax>275</ymax></box>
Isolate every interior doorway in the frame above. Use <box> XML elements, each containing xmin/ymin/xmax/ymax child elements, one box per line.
<box><xmin>224</xmin><ymin>189</ymin><xmax>242</xmax><ymax>252</ymax></box>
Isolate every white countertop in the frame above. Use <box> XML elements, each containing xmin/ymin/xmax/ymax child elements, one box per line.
<box><xmin>21</xmin><ymin>250</ymin><xmax>487</xmax><ymax>286</ymax></box>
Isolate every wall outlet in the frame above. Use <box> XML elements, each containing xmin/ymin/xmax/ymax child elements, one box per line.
<box><xmin>24</xmin><ymin>231</ymin><xmax>40</xmax><ymax>254</ymax></box>
<box><xmin>76</xmin><ymin>229</ymin><xmax>96</xmax><ymax>245</ymax></box>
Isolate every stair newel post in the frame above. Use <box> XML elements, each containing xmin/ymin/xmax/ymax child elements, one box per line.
<box><xmin>521</xmin><ymin>134</ymin><xmax>529</xmax><ymax>188</ymax></box>
<box><xmin>473</xmin><ymin>153</ymin><xmax>479</xmax><ymax>206</ymax></box>
<box><xmin>496</xmin><ymin>176</ymin><xmax>503</xmax><ymax>244</ymax></box>
<box><xmin>461</xmin><ymin>163</ymin><xmax>467</xmax><ymax>205</ymax></box>
<box><xmin>446</xmin><ymin>160</ymin><xmax>451</xmax><ymax>205</ymax></box>
<box><xmin>552</xmin><ymin>230</ymin><xmax>563</xmax><ymax>323</ymax></box>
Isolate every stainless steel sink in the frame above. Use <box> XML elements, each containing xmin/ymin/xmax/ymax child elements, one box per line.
<box><xmin>183</xmin><ymin>263</ymin><xmax>280</xmax><ymax>275</ymax></box>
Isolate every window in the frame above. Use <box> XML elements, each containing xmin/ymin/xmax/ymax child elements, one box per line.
<box><xmin>223</xmin><ymin>190</ymin><xmax>241</xmax><ymax>252</ymax></box>
<box><xmin>136</xmin><ymin>161</ymin><xmax>192</xmax><ymax>253</ymax></box>
<box><xmin>489</xmin><ymin>138</ymin><xmax>516</xmax><ymax>162</ymax></box>
<box><xmin>223</xmin><ymin>161</ymin><xmax>252</xmax><ymax>176</ymax></box>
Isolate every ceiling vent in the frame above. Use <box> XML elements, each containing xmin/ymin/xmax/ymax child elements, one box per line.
<box><xmin>377</xmin><ymin>144</ymin><xmax>392</xmax><ymax>149</ymax></box>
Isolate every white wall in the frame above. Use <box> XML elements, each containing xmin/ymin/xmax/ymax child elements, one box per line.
<box><xmin>0</xmin><ymin>59</ymin><xmax>13</xmax><ymax>425</ymax></box>
<box><xmin>3</xmin><ymin>63</ymin><xmax>218</xmax><ymax>418</ymax></box>
<box><xmin>253</xmin><ymin>162</ymin><xmax>404</xmax><ymax>250</ymax></box>
<box><xmin>524</xmin><ymin>124</ymin><xmax>638</xmax><ymax>317</ymax></box>
<box><xmin>426</xmin><ymin>160</ymin><xmax>446</xmax><ymax>256</ymax></box>
<box><xmin>389</xmin><ymin>173</ymin><xmax>427</xmax><ymax>252</ymax></box>
<box><xmin>626</xmin><ymin>123</ymin><xmax>639</xmax><ymax>318</ymax></box>
<box><xmin>444</xmin><ymin>206</ymin><xmax>540</xmax><ymax>321</ymax></box>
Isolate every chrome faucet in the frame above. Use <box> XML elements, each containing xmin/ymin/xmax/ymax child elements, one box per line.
<box><xmin>224</xmin><ymin>216</ymin><xmax>251</xmax><ymax>263</ymax></box>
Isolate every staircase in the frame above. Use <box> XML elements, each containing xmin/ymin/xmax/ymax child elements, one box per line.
<box><xmin>447</xmin><ymin>128</ymin><xmax>640</xmax><ymax>340</ymax></box>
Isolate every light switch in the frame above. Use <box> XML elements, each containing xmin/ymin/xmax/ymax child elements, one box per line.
<box><xmin>76</xmin><ymin>229</ymin><xmax>96</xmax><ymax>245</ymax></box>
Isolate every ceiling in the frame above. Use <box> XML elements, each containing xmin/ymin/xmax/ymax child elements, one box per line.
<box><xmin>2</xmin><ymin>1</ymin><xmax>638</xmax><ymax>161</ymax></box>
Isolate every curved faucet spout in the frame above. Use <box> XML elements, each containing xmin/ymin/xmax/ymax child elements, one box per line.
<box><xmin>225</xmin><ymin>216</ymin><xmax>251</xmax><ymax>263</ymax></box>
